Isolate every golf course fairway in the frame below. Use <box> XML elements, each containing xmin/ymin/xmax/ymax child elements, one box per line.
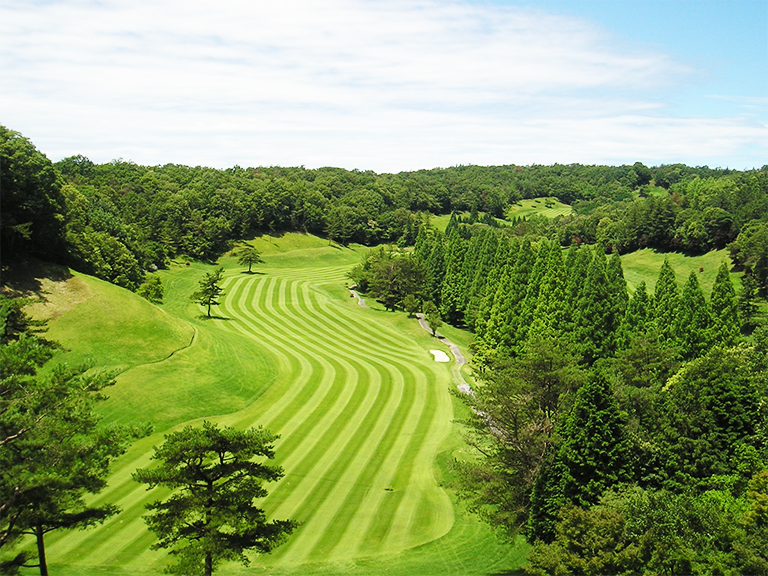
<box><xmin>29</xmin><ymin>235</ymin><xmax>524</xmax><ymax>576</ymax></box>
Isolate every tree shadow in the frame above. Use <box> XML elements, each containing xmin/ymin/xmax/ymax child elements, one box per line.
<box><xmin>197</xmin><ymin>315</ymin><xmax>233</xmax><ymax>321</ymax></box>
<box><xmin>240</xmin><ymin>271</ymin><xmax>265</xmax><ymax>275</ymax></box>
<box><xmin>1</xmin><ymin>256</ymin><xmax>73</xmax><ymax>300</ymax></box>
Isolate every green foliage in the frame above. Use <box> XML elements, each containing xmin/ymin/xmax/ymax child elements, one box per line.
<box><xmin>675</xmin><ymin>271</ymin><xmax>712</xmax><ymax>360</ymax></box>
<box><xmin>456</xmin><ymin>332</ymin><xmax>585</xmax><ymax>541</ymax></box>
<box><xmin>402</xmin><ymin>293</ymin><xmax>419</xmax><ymax>317</ymax></box>
<box><xmin>528</xmin><ymin>372</ymin><xmax>631</xmax><ymax>541</ymax></box>
<box><xmin>655</xmin><ymin>347</ymin><xmax>766</xmax><ymax>492</ymax></box>
<box><xmin>423</xmin><ymin>301</ymin><xmax>442</xmax><ymax>336</ymax></box>
<box><xmin>133</xmin><ymin>421</ymin><xmax>296</xmax><ymax>576</ymax></box>
<box><xmin>136</xmin><ymin>274</ymin><xmax>164</xmax><ymax>304</ymax></box>
<box><xmin>651</xmin><ymin>258</ymin><xmax>679</xmax><ymax>342</ymax></box>
<box><xmin>527</xmin><ymin>481</ymin><xmax>768</xmax><ymax>576</ymax></box>
<box><xmin>354</xmin><ymin>247</ymin><xmax>426</xmax><ymax>312</ymax></box>
<box><xmin>0</xmin><ymin>126</ymin><xmax>66</xmax><ymax>261</ymax></box>
<box><xmin>575</xmin><ymin>248</ymin><xmax>617</xmax><ymax>364</ymax></box>
<box><xmin>710</xmin><ymin>261</ymin><xmax>740</xmax><ymax>347</ymax></box>
<box><xmin>0</xmin><ymin>299</ymin><xmax>137</xmax><ymax>575</ymax></box>
<box><xmin>190</xmin><ymin>267</ymin><xmax>225</xmax><ymax>317</ymax></box>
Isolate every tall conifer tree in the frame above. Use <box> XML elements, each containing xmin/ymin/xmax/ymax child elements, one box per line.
<box><xmin>566</xmin><ymin>246</ymin><xmax>591</xmax><ymax>308</ymax></box>
<box><xmin>474</xmin><ymin>236</ymin><xmax>516</xmax><ymax>337</ymax></box>
<box><xmin>576</xmin><ymin>246</ymin><xmax>616</xmax><ymax>364</ymax></box>
<box><xmin>558</xmin><ymin>371</ymin><xmax>632</xmax><ymax>507</ymax></box>
<box><xmin>516</xmin><ymin>239</ymin><xmax>549</xmax><ymax>346</ymax></box>
<box><xmin>676</xmin><ymin>271</ymin><xmax>712</xmax><ymax>360</ymax></box>
<box><xmin>466</xmin><ymin>230</ymin><xmax>500</xmax><ymax>330</ymax></box>
<box><xmin>440</xmin><ymin>228</ymin><xmax>468</xmax><ymax>324</ymax></box>
<box><xmin>485</xmin><ymin>239</ymin><xmax>534</xmax><ymax>353</ymax></box>
<box><xmin>607</xmin><ymin>250</ymin><xmax>629</xmax><ymax>320</ymax></box>
<box><xmin>709</xmin><ymin>261</ymin><xmax>740</xmax><ymax>347</ymax></box>
<box><xmin>425</xmin><ymin>231</ymin><xmax>445</xmax><ymax>307</ymax></box>
<box><xmin>652</xmin><ymin>258</ymin><xmax>679</xmax><ymax>343</ymax></box>
<box><xmin>528</xmin><ymin>242</ymin><xmax>569</xmax><ymax>338</ymax></box>
<box><xmin>615</xmin><ymin>281</ymin><xmax>650</xmax><ymax>350</ymax></box>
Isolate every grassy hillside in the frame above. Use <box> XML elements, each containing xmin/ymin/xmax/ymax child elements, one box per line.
<box><xmin>16</xmin><ymin>233</ymin><xmax>523</xmax><ymax>576</ymax></box>
<box><xmin>620</xmin><ymin>248</ymin><xmax>737</xmax><ymax>295</ymax></box>
<box><xmin>507</xmin><ymin>197</ymin><xmax>572</xmax><ymax>219</ymax></box>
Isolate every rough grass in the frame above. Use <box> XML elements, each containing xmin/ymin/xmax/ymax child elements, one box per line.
<box><xmin>16</xmin><ymin>233</ymin><xmax>524</xmax><ymax>576</ymax></box>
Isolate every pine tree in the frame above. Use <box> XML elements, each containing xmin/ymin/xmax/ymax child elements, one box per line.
<box><xmin>575</xmin><ymin>247</ymin><xmax>616</xmax><ymax>364</ymax></box>
<box><xmin>607</xmin><ymin>250</ymin><xmax>629</xmax><ymax>320</ymax></box>
<box><xmin>558</xmin><ymin>371</ymin><xmax>632</xmax><ymax>507</ymax></box>
<box><xmin>676</xmin><ymin>271</ymin><xmax>712</xmax><ymax>360</ymax></box>
<box><xmin>439</xmin><ymin>228</ymin><xmax>467</xmax><ymax>323</ymax></box>
<box><xmin>652</xmin><ymin>258</ymin><xmax>679</xmax><ymax>343</ymax></box>
<box><xmin>528</xmin><ymin>242</ymin><xmax>569</xmax><ymax>339</ymax></box>
<box><xmin>516</xmin><ymin>239</ymin><xmax>550</xmax><ymax>346</ymax></box>
<box><xmin>615</xmin><ymin>281</ymin><xmax>650</xmax><ymax>350</ymax></box>
<box><xmin>424</xmin><ymin>231</ymin><xmax>445</xmax><ymax>307</ymax></box>
<box><xmin>566</xmin><ymin>245</ymin><xmax>591</xmax><ymax>308</ymax></box>
<box><xmin>709</xmin><ymin>261</ymin><xmax>740</xmax><ymax>347</ymax></box>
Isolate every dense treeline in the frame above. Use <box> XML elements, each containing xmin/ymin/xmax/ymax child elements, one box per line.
<box><xmin>395</xmin><ymin>218</ymin><xmax>768</xmax><ymax>574</ymax></box>
<box><xmin>3</xmin><ymin>125</ymin><xmax>766</xmax><ymax>298</ymax></box>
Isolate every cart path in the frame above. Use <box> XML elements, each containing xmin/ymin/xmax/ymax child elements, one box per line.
<box><xmin>416</xmin><ymin>313</ymin><xmax>473</xmax><ymax>396</ymax></box>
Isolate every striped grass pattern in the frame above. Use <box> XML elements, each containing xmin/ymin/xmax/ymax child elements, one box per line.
<box><xmin>41</xmin><ymin>262</ymin><xmax>456</xmax><ymax>574</ymax></box>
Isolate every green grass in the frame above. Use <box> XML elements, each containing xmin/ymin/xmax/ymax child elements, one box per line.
<box><xmin>506</xmin><ymin>197</ymin><xmax>572</xmax><ymax>219</ymax></box>
<box><xmin>620</xmin><ymin>248</ymin><xmax>737</xmax><ymax>295</ymax></box>
<box><xmin>17</xmin><ymin>233</ymin><xmax>525</xmax><ymax>576</ymax></box>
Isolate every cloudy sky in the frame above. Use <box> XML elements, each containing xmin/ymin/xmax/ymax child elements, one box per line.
<box><xmin>1</xmin><ymin>0</ymin><xmax>766</xmax><ymax>172</ymax></box>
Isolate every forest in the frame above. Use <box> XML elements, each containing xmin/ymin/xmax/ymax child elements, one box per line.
<box><xmin>2</xmin><ymin>124</ymin><xmax>768</xmax><ymax>575</ymax></box>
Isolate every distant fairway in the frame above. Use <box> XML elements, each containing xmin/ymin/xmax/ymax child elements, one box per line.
<box><xmin>507</xmin><ymin>197</ymin><xmax>572</xmax><ymax>219</ymax></box>
<box><xmin>28</xmin><ymin>235</ymin><xmax>522</xmax><ymax>576</ymax></box>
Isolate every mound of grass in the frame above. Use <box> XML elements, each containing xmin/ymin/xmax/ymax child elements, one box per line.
<box><xmin>27</xmin><ymin>270</ymin><xmax>193</xmax><ymax>372</ymax></box>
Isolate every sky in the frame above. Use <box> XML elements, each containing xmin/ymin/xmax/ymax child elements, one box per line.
<box><xmin>1</xmin><ymin>0</ymin><xmax>766</xmax><ymax>172</ymax></box>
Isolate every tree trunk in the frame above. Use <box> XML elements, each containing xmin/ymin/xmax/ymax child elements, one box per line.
<box><xmin>205</xmin><ymin>552</ymin><xmax>213</xmax><ymax>576</ymax></box>
<box><xmin>207</xmin><ymin>302</ymin><xmax>212</xmax><ymax>317</ymax></box>
<box><xmin>248</xmin><ymin>262</ymin><xmax>252</xmax><ymax>273</ymax></box>
<box><xmin>36</xmin><ymin>524</ymin><xmax>48</xmax><ymax>576</ymax></box>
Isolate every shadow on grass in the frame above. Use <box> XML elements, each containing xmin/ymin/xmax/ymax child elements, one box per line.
<box><xmin>240</xmin><ymin>271</ymin><xmax>265</xmax><ymax>275</ymax></box>
<box><xmin>1</xmin><ymin>255</ymin><xmax>73</xmax><ymax>299</ymax></box>
<box><xmin>197</xmin><ymin>315</ymin><xmax>233</xmax><ymax>321</ymax></box>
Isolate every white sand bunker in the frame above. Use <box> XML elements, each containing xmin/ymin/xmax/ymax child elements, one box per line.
<box><xmin>430</xmin><ymin>350</ymin><xmax>450</xmax><ymax>363</ymax></box>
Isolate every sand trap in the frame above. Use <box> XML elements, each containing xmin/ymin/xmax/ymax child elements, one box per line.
<box><xmin>430</xmin><ymin>350</ymin><xmax>450</xmax><ymax>363</ymax></box>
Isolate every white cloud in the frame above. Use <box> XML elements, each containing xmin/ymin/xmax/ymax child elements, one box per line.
<box><xmin>1</xmin><ymin>0</ymin><xmax>765</xmax><ymax>170</ymax></box>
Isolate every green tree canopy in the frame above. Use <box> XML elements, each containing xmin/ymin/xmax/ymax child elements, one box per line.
<box><xmin>133</xmin><ymin>422</ymin><xmax>296</xmax><ymax>576</ymax></box>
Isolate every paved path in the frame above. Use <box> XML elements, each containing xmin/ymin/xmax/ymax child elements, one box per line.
<box><xmin>349</xmin><ymin>288</ymin><xmax>368</xmax><ymax>308</ymax></box>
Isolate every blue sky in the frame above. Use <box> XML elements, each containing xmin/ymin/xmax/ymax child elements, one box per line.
<box><xmin>1</xmin><ymin>0</ymin><xmax>765</xmax><ymax>172</ymax></box>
